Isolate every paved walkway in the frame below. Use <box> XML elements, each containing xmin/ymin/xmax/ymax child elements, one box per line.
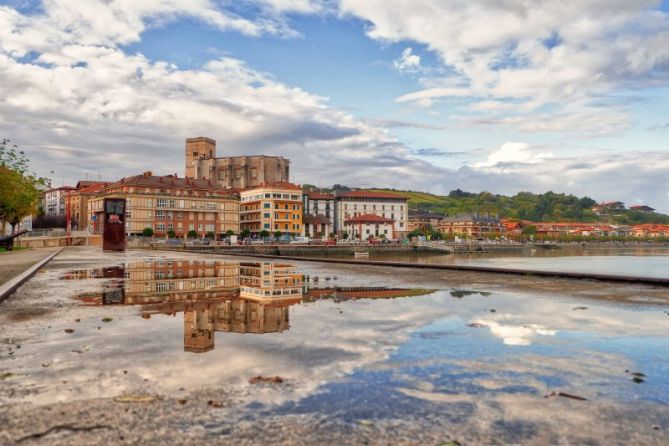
<box><xmin>0</xmin><ymin>248</ymin><xmax>60</xmax><ymax>287</ymax></box>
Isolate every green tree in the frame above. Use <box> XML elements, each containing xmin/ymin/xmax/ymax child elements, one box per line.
<box><xmin>142</xmin><ymin>227</ymin><xmax>154</xmax><ymax>237</ymax></box>
<box><xmin>225</xmin><ymin>229</ymin><xmax>234</xmax><ymax>237</ymax></box>
<box><xmin>259</xmin><ymin>229</ymin><xmax>270</xmax><ymax>239</ymax></box>
<box><xmin>206</xmin><ymin>231</ymin><xmax>215</xmax><ymax>239</ymax></box>
<box><xmin>240</xmin><ymin>229</ymin><xmax>251</xmax><ymax>239</ymax></box>
<box><xmin>167</xmin><ymin>229</ymin><xmax>176</xmax><ymax>238</ymax></box>
<box><xmin>0</xmin><ymin>168</ymin><xmax>41</xmax><ymax>235</ymax></box>
<box><xmin>273</xmin><ymin>230</ymin><xmax>282</xmax><ymax>240</ymax></box>
<box><xmin>342</xmin><ymin>231</ymin><xmax>349</xmax><ymax>240</ymax></box>
<box><xmin>187</xmin><ymin>230</ymin><xmax>197</xmax><ymax>238</ymax></box>
<box><xmin>0</xmin><ymin>139</ymin><xmax>49</xmax><ymax>235</ymax></box>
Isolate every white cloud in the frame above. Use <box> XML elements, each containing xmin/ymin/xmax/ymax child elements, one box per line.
<box><xmin>394</xmin><ymin>47</ymin><xmax>420</xmax><ymax>72</ymax></box>
<box><xmin>340</xmin><ymin>0</ymin><xmax>669</xmax><ymax>134</ymax></box>
<box><xmin>475</xmin><ymin>142</ymin><xmax>553</xmax><ymax>171</ymax></box>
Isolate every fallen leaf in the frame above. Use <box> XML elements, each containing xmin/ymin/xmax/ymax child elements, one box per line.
<box><xmin>207</xmin><ymin>400</ymin><xmax>223</xmax><ymax>407</ymax></box>
<box><xmin>64</xmin><ymin>329</ymin><xmax>75</xmax><ymax>334</ymax></box>
<box><xmin>102</xmin><ymin>318</ymin><xmax>113</xmax><ymax>323</ymax></box>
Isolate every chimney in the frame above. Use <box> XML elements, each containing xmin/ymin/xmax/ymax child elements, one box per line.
<box><xmin>143</xmin><ymin>171</ymin><xmax>152</xmax><ymax>177</ymax></box>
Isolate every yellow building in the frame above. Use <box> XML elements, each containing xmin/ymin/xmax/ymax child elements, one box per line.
<box><xmin>87</xmin><ymin>171</ymin><xmax>239</xmax><ymax>238</ymax></box>
<box><xmin>239</xmin><ymin>183</ymin><xmax>303</xmax><ymax>236</ymax></box>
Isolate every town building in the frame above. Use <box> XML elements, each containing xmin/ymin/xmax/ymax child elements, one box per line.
<box><xmin>65</xmin><ymin>181</ymin><xmax>109</xmax><ymax>230</ymax></box>
<box><xmin>438</xmin><ymin>214</ymin><xmax>505</xmax><ymax>238</ymax></box>
<box><xmin>592</xmin><ymin>201</ymin><xmax>626</xmax><ymax>216</ymax></box>
<box><xmin>334</xmin><ymin>191</ymin><xmax>408</xmax><ymax>239</ymax></box>
<box><xmin>630</xmin><ymin>205</ymin><xmax>655</xmax><ymax>213</ymax></box>
<box><xmin>185</xmin><ymin>137</ymin><xmax>290</xmax><ymax>188</ymax></box>
<box><xmin>44</xmin><ymin>186</ymin><xmax>75</xmax><ymax>217</ymax></box>
<box><xmin>87</xmin><ymin>171</ymin><xmax>239</xmax><ymax>238</ymax></box>
<box><xmin>407</xmin><ymin>209</ymin><xmax>446</xmax><ymax>232</ymax></box>
<box><xmin>302</xmin><ymin>190</ymin><xmax>335</xmax><ymax>238</ymax></box>
<box><xmin>344</xmin><ymin>214</ymin><xmax>396</xmax><ymax>240</ymax></box>
<box><xmin>239</xmin><ymin>183</ymin><xmax>303</xmax><ymax>236</ymax></box>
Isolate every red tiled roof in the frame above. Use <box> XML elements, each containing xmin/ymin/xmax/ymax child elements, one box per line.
<box><xmin>338</xmin><ymin>190</ymin><xmax>408</xmax><ymax>200</ymax></box>
<box><xmin>101</xmin><ymin>173</ymin><xmax>238</xmax><ymax>198</ymax></box>
<box><xmin>244</xmin><ymin>182</ymin><xmax>302</xmax><ymax>191</ymax></box>
<box><xmin>78</xmin><ymin>182</ymin><xmax>109</xmax><ymax>194</ymax></box>
<box><xmin>345</xmin><ymin>213</ymin><xmax>394</xmax><ymax>224</ymax></box>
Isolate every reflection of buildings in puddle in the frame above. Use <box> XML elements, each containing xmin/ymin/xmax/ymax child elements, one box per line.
<box><xmin>62</xmin><ymin>261</ymin><xmax>433</xmax><ymax>353</ymax></box>
<box><xmin>62</xmin><ymin>260</ymin><xmax>304</xmax><ymax>353</ymax></box>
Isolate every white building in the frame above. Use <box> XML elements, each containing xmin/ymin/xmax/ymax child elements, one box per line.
<box><xmin>334</xmin><ymin>191</ymin><xmax>408</xmax><ymax>238</ymax></box>
<box><xmin>44</xmin><ymin>186</ymin><xmax>75</xmax><ymax>217</ymax></box>
<box><xmin>344</xmin><ymin>214</ymin><xmax>396</xmax><ymax>240</ymax></box>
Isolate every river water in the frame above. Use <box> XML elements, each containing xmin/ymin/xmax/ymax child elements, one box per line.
<box><xmin>345</xmin><ymin>245</ymin><xmax>669</xmax><ymax>279</ymax></box>
<box><xmin>1</xmin><ymin>247</ymin><xmax>668</xmax><ymax>444</ymax></box>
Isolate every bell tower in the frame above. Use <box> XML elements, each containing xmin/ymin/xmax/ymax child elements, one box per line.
<box><xmin>185</xmin><ymin>137</ymin><xmax>216</xmax><ymax>178</ymax></box>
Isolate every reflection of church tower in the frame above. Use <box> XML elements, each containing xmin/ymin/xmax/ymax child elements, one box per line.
<box><xmin>184</xmin><ymin>304</ymin><xmax>214</xmax><ymax>353</ymax></box>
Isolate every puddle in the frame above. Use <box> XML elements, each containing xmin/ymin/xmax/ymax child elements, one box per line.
<box><xmin>2</xmin><ymin>250</ymin><xmax>669</xmax><ymax>443</ymax></box>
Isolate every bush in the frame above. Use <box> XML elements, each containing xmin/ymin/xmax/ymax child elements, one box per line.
<box><xmin>167</xmin><ymin>229</ymin><xmax>176</xmax><ymax>238</ymax></box>
<box><xmin>187</xmin><ymin>230</ymin><xmax>197</xmax><ymax>238</ymax></box>
<box><xmin>142</xmin><ymin>227</ymin><xmax>154</xmax><ymax>237</ymax></box>
<box><xmin>206</xmin><ymin>231</ymin><xmax>215</xmax><ymax>239</ymax></box>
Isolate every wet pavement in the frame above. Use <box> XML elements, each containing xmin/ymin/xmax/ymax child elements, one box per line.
<box><xmin>1</xmin><ymin>247</ymin><xmax>669</xmax><ymax>445</ymax></box>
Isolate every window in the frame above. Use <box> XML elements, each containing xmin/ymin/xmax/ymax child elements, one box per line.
<box><xmin>198</xmin><ymin>224</ymin><xmax>203</xmax><ymax>231</ymax></box>
<box><xmin>264</xmin><ymin>223</ymin><xmax>270</xmax><ymax>229</ymax></box>
<box><xmin>156</xmin><ymin>210</ymin><xmax>165</xmax><ymax>219</ymax></box>
<box><xmin>263</xmin><ymin>202</ymin><xmax>271</xmax><ymax>208</ymax></box>
<box><xmin>168</xmin><ymin>223</ymin><xmax>173</xmax><ymax>230</ymax></box>
<box><xmin>264</xmin><ymin>213</ymin><xmax>270</xmax><ymax>218</ymax></box>
<box><xmin>156</xmin><ymin>223</ymin><xmax>166</xmax><ymax>231</ymax></box>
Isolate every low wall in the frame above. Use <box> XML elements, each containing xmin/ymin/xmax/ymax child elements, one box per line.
<box><xmin>17</xmin><ymin>235</ymin><xmax>102</xmax><ymax>248</ymax></box>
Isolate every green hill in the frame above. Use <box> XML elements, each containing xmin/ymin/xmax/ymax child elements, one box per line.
<box><xmin>304</xmin><ymin>184</ymin><xmax>669</xmax><ymax>224</ymax></box>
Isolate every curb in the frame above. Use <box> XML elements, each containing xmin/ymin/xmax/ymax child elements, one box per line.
<box><xmin>159</xmin><ymin>247</ymin><xmax>669</xmax><ymax>287</ymax></box>
<box><xmin>0</xmin><ymin>248</ymin><xmax>63</xmax><ymax>302</ymax></box>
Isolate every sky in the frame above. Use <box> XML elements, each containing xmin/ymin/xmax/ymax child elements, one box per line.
<box><xmin>0</xmin><ymin>0</ymin><xmax>668</xmax><ymax>211</ymax></box>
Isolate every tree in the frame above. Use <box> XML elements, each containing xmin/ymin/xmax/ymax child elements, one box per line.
<box><xmin>521</xmin><ymin>225</ymin><xmax>537</xmax><ymax>235</ymax></box>
<box><xmin>167</xmin><ymin>229</ymin><xmax>176</xmax><ymax>238</ymax></box>
<box><xmin>342</xmin><ymin>231</ymin><xmax>349</xmax><ymax>240</ymax></box>
<box><xmin>259</xmin><ymin>229</ymin><xmax>270</xmax><ymax>239</ymax></box>
<box><xmin>273</xmin><ymin>230</ymin><xmax>282</xmax><ymax>240</ymax></box>
<box><xmin>206</xmin><ymin>231</ymin><xmax>215</xmax><ymax>239</ymax></box>
<box><xmin>187</xmin><ymin>230</ymin><xmax>197</xmax><ymax>238</ymax></box>
<box><xmin>240</xmin><ymin>229</ymin><xmax>251</xmax><ymax>239</ymax></box>
<box><xmin>0</xmin><ymin>139</ymin><xmax>49</xmax><ymax>235</ymax></box>
<box><xmin>142</xmin><ymin>227</ymin><xmax>154</xmax><ymax>237</ymax></box>
<box><xmin>225</xmin><ymin>229</ymin><xmax>234</xmax><ymax>237</ymax></box>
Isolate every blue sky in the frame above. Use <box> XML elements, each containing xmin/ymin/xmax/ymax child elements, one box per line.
<box><xmin>1</xmin><ymin>0</ymin><xmax>668</xmax><ymax>210</ymax></box>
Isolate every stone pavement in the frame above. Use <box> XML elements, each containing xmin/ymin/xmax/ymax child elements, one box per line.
<box><xmin>0</xmin><ymin>248</ymin><xmax>60</xmax><ymax>287</ymax></box>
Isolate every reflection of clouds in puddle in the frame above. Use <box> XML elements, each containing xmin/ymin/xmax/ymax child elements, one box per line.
<box><xmin>5</xmin><ymin>247</ymin><xmax>669</xmax><ymax>422</ymax></box>
<box><xmin>471</xmin><ymin>319</ymin><xmax>557</xmax><ymax>346</ymax></box>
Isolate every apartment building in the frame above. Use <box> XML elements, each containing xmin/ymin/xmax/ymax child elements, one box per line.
<box><xmin>239</xmin><ymin>183</ymin><xmax>303</xmax><ymax>236</ymax></box>
<box><xmin>438</xmin><ymin>214</ymin><xmax>505</xmax><ymax>237</ymax></box>
<box><xmin>65</xmin><ymin>181</ymin><xmax>109</xmax><ymax>229</ymax></box>
<box><xmin>302</xmin><ymin>191</ymin><xmax>335</xmax><ymax>238</ymax></box>
<box><xmin>334</xmin><ymin>191</ymin><xmax>408</xmax><ymax>239</ymax></box>
<box><xmin>87</xmin><ymin>171</ymin><xmax>239</xmax><ymax>238</ymax></box>
<box><xmin>185</xmin><ymin>137</ymin><xmax>290</xmax><ymax>188</ymax></box>
<box><xmin>44</xmin><ymin>186</ymin><xmax>75</xmax><ymax>217</ymax></box>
